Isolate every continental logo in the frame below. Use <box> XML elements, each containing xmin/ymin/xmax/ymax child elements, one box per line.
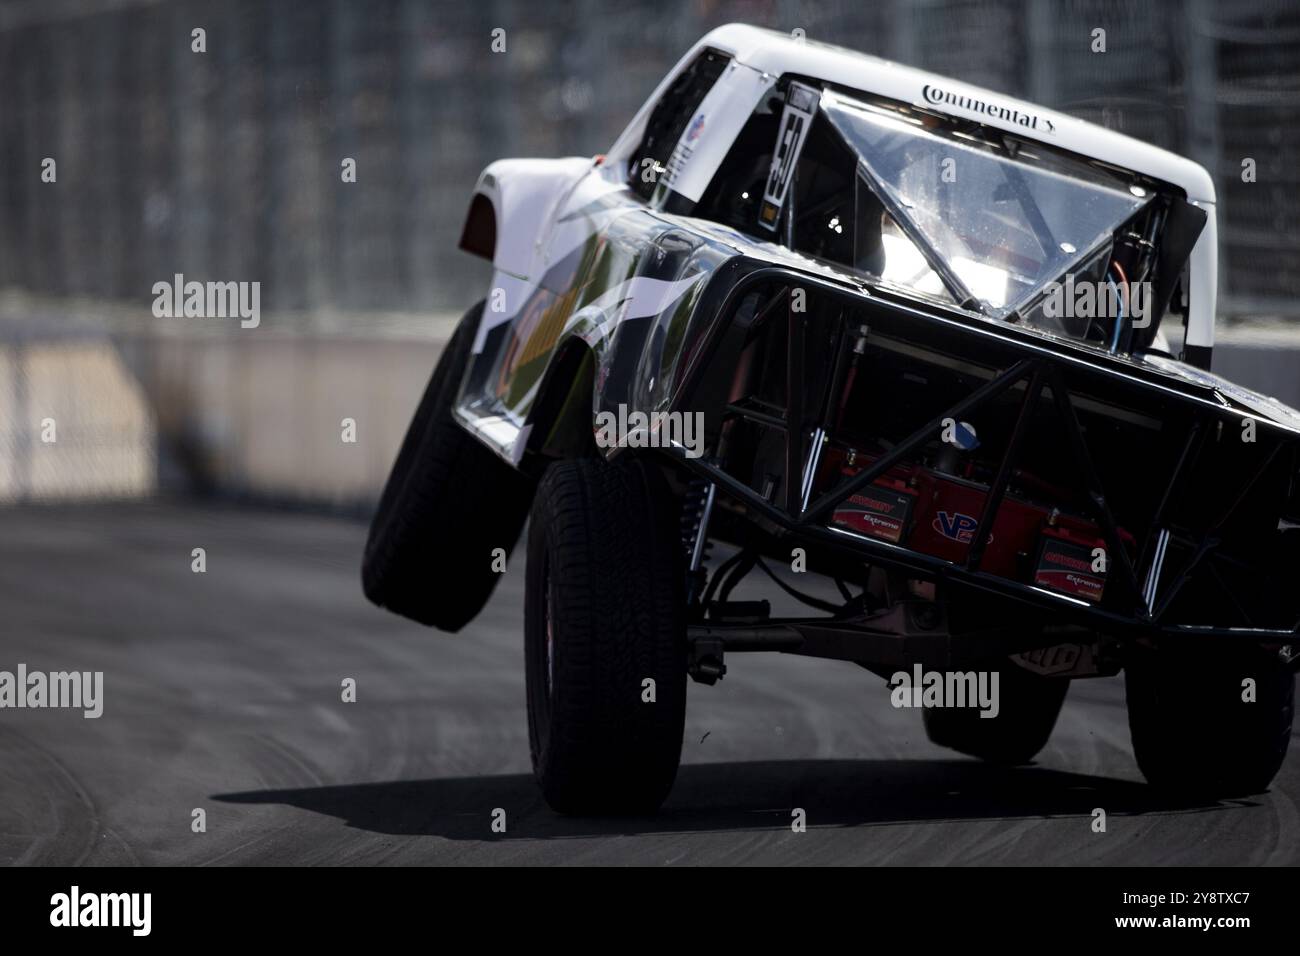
<box><xmin>921</xmin><ymin>84</ymin><xmax>1056</xmax><ymax>134</ymax></box>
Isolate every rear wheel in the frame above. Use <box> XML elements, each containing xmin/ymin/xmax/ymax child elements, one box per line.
<box><xmin>1126</xmin><ymin>643</ymin><xmax>1293</xmax><ymax>796</ymax></box>
<box><xmin>525</xmin><ymin>456</ymin><xmax>687</xmax><ymax>815</ymax></box>
<box><xmin>922</xmin><ymin>660</ymin><xmax>1069</xmax><ymax>765</ymax></box>
<box><xmin>362</xmin><ymin>300</ymin><xmax>534</xmax><ymax>632</ymax></box>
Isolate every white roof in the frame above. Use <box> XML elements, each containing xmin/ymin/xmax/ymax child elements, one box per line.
<box><xmin>700</xmin><ymin>24</ymin><xmax>1216</xmax><ymax>204</ymax></box>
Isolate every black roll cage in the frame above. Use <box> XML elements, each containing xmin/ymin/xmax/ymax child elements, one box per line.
<box><xmin>664</xmin><ymin>265</ymin><xmax>1300</xmax><ymax>647</ymax></box>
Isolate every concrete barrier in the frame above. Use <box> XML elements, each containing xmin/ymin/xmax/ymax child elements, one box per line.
<box><xmin>2</xmin><ymin>294</ymin><xmax>1297</xmax><ymax>509</ymax></box>
<box><xmin>113</xmin><ymin>320</ymin><xmax>456</xmax><ymax>506</ymax></box>
<box><xmin>117</xmin><ymin>322</ymin><xmax>1300</xmax><ymax>508</ymax></box>
<box><xmin>0</xmin><ymin>339</ymin><xmax>155</xmax><ymax>503</ymax></box>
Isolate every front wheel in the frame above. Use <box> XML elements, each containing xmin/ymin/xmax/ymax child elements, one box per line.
<box><xmin>361</xmin><ymin>300</ymin><xmax>533</xmax><ymax>632</ymax></box>
<box><xmin>1126</xmin><ymin>643</ymin><xmax>1294</xmax><ymax>796</ymax></box>
<box><xmin>525</xmin><ymin>456</ymin><xmax>687</xmax><ymax>815</ymax></box>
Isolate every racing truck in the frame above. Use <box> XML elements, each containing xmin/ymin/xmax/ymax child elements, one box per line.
<box><xmin>363</xmin><ymin>24</ymin><xmax>1299</xmax><ymax>814</ymax></box>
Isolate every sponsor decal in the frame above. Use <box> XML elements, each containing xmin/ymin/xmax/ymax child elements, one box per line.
<box><xmin>921</xmin><ymin>83</ymin><xmax>1056</xmax><ymax>134</ymax></box>
<box><xmin>685</xmin><ymin>113</ymin><xmax>706</xmax><ymax>143</ymax></box>
<box><xmin>932</xmin><ymin>510</ymin><xmax>983</xmax><ymax>544</ymax></box>
<box><xmin>833</xmin><ymin>484</ymin><xmax>915</xmax><ymax>543</ymax></box>
<box><xmin>658</xmin><ymin>64</ymin><xmax>772</xmax><ymax>204</ymax></box>
<box><xmin>1014</xmin><ymin>643</ymin><xmax>1090</xmax><ymax>677</ymax></box>
<box><xmin>664</xmin><ymin>112</ymin><xmax>706</xmax><ymax>187</ymax></box>
<box><xmin>1034</xmin><ymin>532</ymin><xmax>1105</xmax><ymax>602</ymax></box>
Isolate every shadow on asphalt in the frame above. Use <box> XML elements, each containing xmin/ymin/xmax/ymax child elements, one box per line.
<box><xmin>216</xmin><ymin>759</ymin><xmax>1244</xmax><ymax>838</ymax></box>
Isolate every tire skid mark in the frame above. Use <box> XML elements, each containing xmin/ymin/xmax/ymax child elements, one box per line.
<box><xmin>0</xmin><ymin>726</ymin><xmax>101</xmax><ymax>866</ymax></box>
<box><xmin>1263</xmin><ymin>785</ymin><xmax>1300</xmax><ymax>866</ymax></box>
<box><xmin>195</xmin><ymin>733</ymin><xmax>331</xmax><ymax>866</ymax></box>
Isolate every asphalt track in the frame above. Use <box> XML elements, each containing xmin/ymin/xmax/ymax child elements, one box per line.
<box><xmin>2</xmin><ymin>501</ymin><xmax>1297</xmax><ymax>866</ymax></box>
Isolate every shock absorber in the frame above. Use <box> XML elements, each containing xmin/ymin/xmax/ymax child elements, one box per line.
<box><xmin>681</xmin><ymin>477</ymin><xmax>716</xmax><ymax>611</ymax></box>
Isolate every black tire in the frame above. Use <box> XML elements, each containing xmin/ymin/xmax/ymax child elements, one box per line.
<box><xmin>525</xmin><ymin>456</ymin><xmax>687</xmax><ymax>815</ymax></box>
<box><xmin>362</xmin><ymin>300</ymin><xmax>534</xmax><ymax>632</ymax></box>
<box><xmin>922</xmin><ymin>661</ymin><xmax>1069</xmax><ymax>765</ymax></box>
<box><xmin>1126</xmin><ymin>643</ymin><xmax>1294</xmax><ymax>796</ymax></box>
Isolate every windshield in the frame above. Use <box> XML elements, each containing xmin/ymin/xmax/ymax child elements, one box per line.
<box><xmin>819</xmin><ymin>91</ymin><xmax>1150</xmax><ymax>317</ymax></box>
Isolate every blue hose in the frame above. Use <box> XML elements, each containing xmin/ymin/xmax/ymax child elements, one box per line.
<box><xmin>1107</xmin><ymin>271</ymin><xmax>1125</xmax><ymax>352</ymax></box>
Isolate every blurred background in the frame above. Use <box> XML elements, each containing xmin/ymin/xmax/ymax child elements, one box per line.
<box><xmin>1</xmin><ymin>0</ymin><xmax>1297</xmax><ymax>508</ymax></box>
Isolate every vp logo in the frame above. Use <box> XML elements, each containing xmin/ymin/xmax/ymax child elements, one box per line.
<box><xmin>933</xmin><ymin>511</ymin><xmax>985</xmax><ymax>544</ymax></box>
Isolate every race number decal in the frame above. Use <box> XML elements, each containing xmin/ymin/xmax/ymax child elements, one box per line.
<box><xmin>759</xmin><ymin>82</ymin><xmax>819</xmax><ymax>231</ymax></box>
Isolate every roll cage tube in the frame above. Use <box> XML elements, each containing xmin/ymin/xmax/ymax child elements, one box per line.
<box><xmin>853</xmin><ymin>160</ymin><xmax>981</xmax><ymax>312</ymax></box>
<box><xmin>762</xmin><ymin>82</ymin><xmax>981</xmax><ymax>311</ymax></box>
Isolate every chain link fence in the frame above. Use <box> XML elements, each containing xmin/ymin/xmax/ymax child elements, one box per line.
<box><xmin>1</xmin><ymin>0</ymin><xmax>1296</xmax><ymax>320</ymax></box>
